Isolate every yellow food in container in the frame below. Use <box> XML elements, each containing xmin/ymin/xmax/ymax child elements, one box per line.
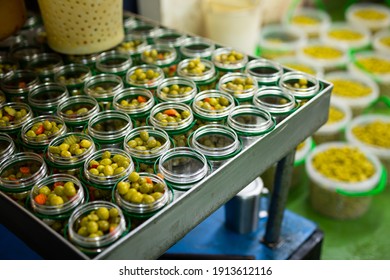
<box><xmin>373</xmin><ymin>29</ymin><xmax>390</xmax><ymax>56</ymax></box>
<box><xmin>346</xmin><ymin>114</ymin><xmax>390</xmax><ymax>187</ymax></box>
<box><xmin>277</xmin><ymin>56</ymin><xmax>323</xmax><ymax>78</ymax></box>
<box><xmin>305</xmin><ymin>142</ymin><xmax>384</xmax><ymax>219</ymax></box>
<box><xmin>325</xmin><ymin>71</ymin><xmax>379</xmax><ymax>117</ymax></box>
<box><xmin>346</xmin><ymin>3</ymin><xmax>390</xmax><ymax>33</ymax></box>
<box><xmin>313</xmin><ymin>99</ymin><xmax>352</xmax><ymax>144</ymax></box>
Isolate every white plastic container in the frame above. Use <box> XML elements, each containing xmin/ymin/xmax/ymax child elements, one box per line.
<box><xmin>305</xmin><ymin>142</ymin><xmax>384</xmax><ymax>219</ymax></box>
<box><xmin>346</xmin><ymin>3</ymin><xmax>390</xmax><ymax>34</ymax></box>
<box><xmin>348</xmin><ymin>51</ymin><xmax>390</xmax><ymax>99</ymax></box>
<box><xmin>345</xmin><ymin>114</ymin><xmax>390</xmax><ymax>186</ymax></box>
<box><xmin>325</xmin><ymin>71</ymin><xmax>379</xmax><ymax>117</ymax></box>
<box><xmin>373</xmin><ymin>29</ymin><xmax>390</xmax><ymax>56</ymax></box>
<box><xmin>276</xmin><ymin>56</ymin><xmax>323</xmax><ymax>78</ymax></box>
<box><xmin>313</xmin><ymin>99</ymin><xmax>352</xmax><ymax>145</ymax></box>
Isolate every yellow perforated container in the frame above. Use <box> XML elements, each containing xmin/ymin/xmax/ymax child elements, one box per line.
<box><xmin>37</xmin><ymin>0</ymin><xmax>124</xmax><ymax>55</ymax></box>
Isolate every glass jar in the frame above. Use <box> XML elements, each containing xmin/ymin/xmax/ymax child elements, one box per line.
<box><xmin>258</xmin><ymin>24</ymin><xmax>306</xmax><ymax>60</ymax></box>
<box><xmin>156</xmin><ymin>77</ymin><xmax>197</xmax><ymax>104</ymax></box>
<box><xmin>245</xmin><ymin>59</ymin><xmax>283</xmax><ymax>87</ymax></box>
<box><xmin>227</xmin><ymin>105</ymin><xmax>276</xmax><ymax>148</ymax></box>
<box><xmin>27</xmin><ymin>53</ymin><xmax>63</xmax><ymax>82</ymax></box>
<box><xmin>0</xmin><ymin>102</ymin><xmax>33</xmax><ymax>140</ymax></box>
<box><xmin>149</xmin><ymin>102</ymin><xmax>195</xmax><ymax>147</ymax></box>
<box><xmin>348</xmin><ymin>51</ymin><xmax>390</xmax><ymax>99</ymax></box>
<box><xmin>113</xmin><ymin>87</ymin><xmax>154</xmax><ymax>128</ymax></box>
<box><xmin>179</xmin><ymin>37</ymin><xmax>215</xmax><ymax>59</ymax></box>
<box><xmin>123</xmin><ymin>126</ymin><xmax>171</xmax><ymax>162</ymax></box>
<box><xmin>0</xmin><ymin>133</ymin><xmax>16</xmax><ymax>166</ymax></box>
<box><xmin>113</xmin><ymin>172</ymin><xmax>172</xmax><ymax>219</ymax></box>
<box><xmin>0</xmin><ymin>55</ymin><xmax>18</xmax><ymax>80</ymax></box>
<box><xmin>192</xmin><ymin>90</ymin><xmax>235</xmax><ymax>123</ymax></box>
<box><xmin>253</xmin><ymin>86</ymin><xmax>297</xmax><ymax>123</ymax></box>
<box><xmin>0</xmin><ymin>91</ymin><xmax>5</xmax><ymax>106</ymax></box>
<box><xmin>321</xmin><ymin>23</ymin><xmax>371</xmax><ymax>52</ymax></box>
<box><xmin>67</xmin><ymin>201</ymin><xmax>127</xmax><ymax>255</ymax></box>
<box><xmin>20</xmin><ymin>115</ymin><xmax>67</xmax><ymax>155</ymax></box>
<box><xmin>297</xmin><ymin>43</ymin><xmax>348</xmax><ymax>74</ymax></box>
<box><xmin>211</xmin><ymin>47</ymin><xmax>248</xmax><ymax>77</ymax></box>
<box><xmin>126</xmin><ymin>21</ymin><xmax>161</xmax><ymax>44</ymax></box>
<box><xmin>0</xmin><ymin>152</ymin><xmax>48</xmax><ymax>205</ymax></box>
<box><xmin>177</xmin><ymin>58</ymin><xmax>217</xmax><ymax>91</ymax></box>
<box><xmin>45</xmin><ymin>132</ymin><xmax>96</xmax><ymax>177</ymax></box>
<box><xmin>153</xmin><ymin>29</ymin><xmax>187</xmax><ymax>49</ymax></box>
<box><xmin>28</xmin><ymin>82</ymin><xmax>69</xmax><ymax>116</ymax></box>
<box><xmin>29</xmin><ymin>174</ymin><xmax>87</xmax><ymax>234</ymax></box>
<box><xmin>57</xmin><ymin>96</ymin><xmax>100</xmax><ymax>132</ymax></box>
<box><xmin>65</xmin><ymin>53</ymin><xmax>99</xmax><ymax>70</ymax></box>
<box><xmin>95</xmin><ymin>51</ymin><xmax>132</xmax><ymax>77</ymax></box>
<box><xmin>140</xmin><ymin>44</ymin><xmax>179</xmax><ymax>77</ymax></box>
<box><xmin>82</xmin><ymin>148</ymin><xmax>134</xmax><ymax>201</ymax></box>
<box><xmin>84</xmin><ymin>74</ymin><xmax>124</xmax><ymax>111</ymax></box>
<box><xmin>158</xmin><ymin>147</ymin><xmax>210</xmax><ymax>191</ymax></box>
<box><xmin>218</xmin><ymin>72</ymin><xmax>258</xmax><ymax>103</ymax></box>
<box><xmin>346</xmin><ymin>3</ymin><xmax>390</xmax><ymax>34</ymax></box>
<box><xmin>1</xmin><ymin>70</ymin><xmax>40</xmax><ymax>103</ymax></box>
<box><xmin>54</xmin><ymin>64</ymin><xmax>92</xmax><ymax>96</ymax></box>
<box><xmin>115</xmin><ymin>34</ymin><xmax>148</xmax><ymax>65</ymax></box>
<box><xmin>373</xmin><ymin>29</ymin><xmax>390</xmax><ymax>56</ymax></box>
<box><xmin>189</xmin><ymin>124</ymin><xmax>241</xmax><ymax>171</ymax></box>
<box><xmin>284</xmin><ymin>7</ymin><xmax>331</xmax><ymax>40</ymax></box>
<box><xmin>87</xmin><ymin>110</ymin><xmax>132</xmax><ymax>149</ymax></box>
<box><xmin>279</xmin><ymin>71</ymin><xmax>320</xmax><ymax>101</ymax></box>
<box><xmin>10</xmin><ymin>41</ymin><xmax>43</xmax><ymax>68</ymax></box>
<box><xmin>124</xmin><ymin>64</ymin><xmax>165</xmax><ymax>95</ymax></box>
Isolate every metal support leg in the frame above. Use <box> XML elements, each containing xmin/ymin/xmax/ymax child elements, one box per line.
<box><xmin>263</xmin><ymin>150</ymin><xmax>296</xmax><ymax>247</ymax></box>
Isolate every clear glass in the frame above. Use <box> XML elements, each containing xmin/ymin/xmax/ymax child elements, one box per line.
<box><xmin>87</xmin><ymin>110</ymin><xmax>132</xmax><ymax>149</ymax></box>
<box><xmin>0</xmin><ymin>70</ymin><xmax>39</xmax><ymax>102</ymax></box>
<box><xmin>28</xmin><ymin>82</ymin><xmax>69</xmax><ymax>115</ymax></box>
<box><xmin>0</xmin><ymin>133</ymin><xmax>16</xmax><ymax>166</ymax></box>
<box><xmin>279</xmin><ymin>71</ymin><xmax>320</xmax><ymax>100</ymax></box>
<box><xmin>114</xmin><ymin>173</ymin><xmax>170</xmax><ymax>215</ymax></box>
<box><xmin>95</xmin><ymin>51</ymin><xmax>132</xmax><ymax>76</ymax></box>
<box><xmin>177</xmin><ymin>58</ymin><xmax>216</xmax><ymax>82</ymax></box>
<box><xmin>245</xmin><ymin>59</ymin><xmax>283</xmax><ymax>85</ymax></box>
<box><xmin>54</xmin><ymin>64</ymin><xmax>92</xmax><ymax>96</ymax></box>
<box><xmin>10</xmin><ymin>42</ymin><xmax>43</xmax><ymax>67</ymax></box>
<box><xmin>126</xmin><ymin>21</ymin><xmax>161</xmax><ymax>42</ymax></box>
<box><xmin>0</xmin><ymin>55</ymin><xmax>18</xmax><ymax>79</ymax></box>
<box><xmin>218</xmin><ymin>72</ymin><xmax>258</xmax><ymax>101</ymax></box>
<box><xmin>67</xmin><ymin>201</ymin><xmax>126</xmax><ymax>252</ymax></box>
<box><xmin>123</xmin><ymin>126</ymin><xmax>171</xmax><ymax>161</ymax></box>
<box><xmin>211</xmin><ymin>47</ymin><xmax>248</xmax><ymax>73</ymax></box>
<box><xmin>116</xmin><ymin>34</ymin><xmax>148</xmax><ymax>56</ymax></box>
<box><xmin>140</xmin><ymin>44</ymin><xmax>177</xmax><ymax>67</ymax></box>
<box><xmin>83</xmin><ymin>148</ymin><xmax>134</xmax><ymax>186</ymax></box>
<box><xmin>149</xmin><ymin>102</ymin><xmax>194</xmax><ymax>132</ymax></box>
<box><xmin>192</xmin><ymin>90</ymin><xmax>235</xmax><ymax>121</ymax></box>
<box><xmin>0</xmin><ymin>102</ymin><xmax>33</xmax><ymax>135</ymax></box>
<box><xmin>156</xmin><ymin>77</ymin><xmax>197</xmax><ymax>104</ymax></box>
<box><xmin>153</xmin><ymin>29</ymin><xmax>187</xmax><ymax>48</ymax></box>
<box><xmin>29</xmin><ymin>174</ymin><xmax>85</xmax><ymax>216</ymax></box>
<box><xmin>113</xmin><ymin>87</ymin><xmax>155</xmax><ymax>118</ymax></box>
<box><xmin>125</xmin><ymin>64</ymin><xmax>165</xmax><ymax>90</ymax></box>
<box><xmin>57</xmin><ymin>96</ymin><xmax>100</xmax><ymax>132</ymax></box>
<box><xmin>27</xmin><ymin>52</ymin><xmax>63</xmax><ymax>81</ymax></box>
<box><xmin>180</xmin><ymin>37</ymin><xmax>215</xmax><ymax>59</ymax></box>
<box><xmin>65</xmin><ymin>53</ymin><xmax>99</xmax><ymax>67</ymax></box>
<box><xmin>158</xmin><ymin>147</ymin><xmax>209</xmax><ymax>191</ymax></box>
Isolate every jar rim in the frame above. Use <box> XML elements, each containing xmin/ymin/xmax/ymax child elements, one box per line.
<box><xmin>156</xmin><ymin>76</ymin><xmax>197</xmax><ymax>103</ymax></box>
<box><xmin>253</xmin><ymin>86</ymin><xmax>297</xmax><ymax>114</ymax></box>
<box><xmin>149</xmin><ymin>102</ymin><xmax>194</xmax><ymax>131</ymax></box>
<box><xmin>57</xmin><ymin>95</ymin><xmax>100</xmax><ymax>124</ymax></box>
<box><xmin>140</xmin><ymin>44</ymin><xmax>178</xmax><ymax>67</ymax></box>
<box><xmin>245</xmin><ymin>59</ymin><xmax>283</xmax><ymax>84</ymax></box>
<box><xmin>54</xmin><ymin>63</ymin><xmax>92</xmax><ymax>87</ymax></box>
<box><xmin>28</xmin><ymin>82</ymin><xmax>69</xmax><ymax>108</ymax></box>
<box><xmin>278</xmin><ymin>72</ymin><xmax>320</xmax><ymax>99</ymax></box>
<box><xmin>84</xmin><ymin>74</ymin><xmax>124</xmax><ymax>99</ymax></box>
<box><xmin>192</xmin><ymin>89</ymin><xmax>235</xmax><ymax>120</ymax></box>
<box><xmin>177</xmin><ymin>58</ymin><xmax>216</xmax><ymax>82</ymax></box>
<box><xmin>0</xmin><ymin>102</ymin><xmax>33</xmax><ymax>131</ymax></box>
<box><xmin>211</xmin><ymin>47</ymin><xmax>248</xmax><ymax>70</ymax></box>
<box><xmin>95</xmin><ymin>51</ymin><xmax>133</xmax><ymax>74</ymax></box>
<box><xmin>180</xmin><ymin>37</ymin><xmax>215</xmax><ymax>58</ymax></box>
<box><xmin>125</xmin><ymin>64</ymin><xmax>165</xmax><ymax>88</ymax></box>
<box><xmin>218</xmin><ymin>72</ymin><xmax>258</xmax><ymax>100</ymax></box>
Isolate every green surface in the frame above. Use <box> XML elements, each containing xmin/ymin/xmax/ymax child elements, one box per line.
<box><xmin>286</xmin><ymin>176</ymin><xmax>390</xmax><ymax>260</ymax></box>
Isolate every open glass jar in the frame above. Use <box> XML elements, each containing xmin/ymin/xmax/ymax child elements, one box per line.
<box><xmin>113</xmin><ymin>172</ymin><xmax>172</xmax><ymax>219</ymax></box>
<box><xmin>115</xmin><ymin>34</ymin><xmax>148</xmax><ymax>64</ymax></box>
<box><xmin>253</xmin><ymin>87</ymin><xmax>298</xmax><ymax>123</ymax></box>
<box><xmin>0</xmin><ymin>133</ymin><xmax>16</xmax><ymax>166</ymax></box>
<box><xmin>45</xmin><ymin>132</ymin><xmax>96</xmax><ymax>177</ymax></box>
<box><xmin>192</xmin><ymin>90</ymin><xmax>235</xmax><ymax>123</ymax></box>
<box><xmin>177</xmin><ymin>57</ymin><xmax>217</xmax><ymax>91</ymax></box>
<box><xmin>227</xmin><ymin>105</ymin><xmax>276</xmax><ymax>148</ymax></box>
<box><xmin>149</xmin><ymin>102</ymin><xmax>195</xmax><ymax>147</ymax></box>
<box><xmin>0</xmin><ymin>102</ymin><xmax>33</xmax><ymax>140</ymax></box>
<box><xmin>27</xmin><ymin>52</ymin><xmax>63</xmax><ymax>82</ymax></box>
<box><xmin>140</xmin><ymin>44</ymin><xmax>178</xmax><ymax>77</ymax></box>
<box><xmin>0</xmin><ymin>152</ymin><xmax>48</xmax><ymax>205</ymax></box>
<box><xmin>113</xmin><ymin>87</ymin><xmax>155</xmax><ymax>128</ymax></box>
<box><xmin>126</xmin><ymin>21</ymin><xmax>161</xmax><ymax>44</ymax></box>
<box><xmin>245</xmin><ymin>58</ymin><xmax>283</xmax><ymax>87</ymax></box>
<box><xmin>0</xmin><ymin>70</ymin><xmax>40</xmax><ymax>103</ymax></box>
<box><xmin>211</xmin><ymin>47</ymin><xmax>248</xmax><ymax>77</ymax></box>
<box><xmin>0</xmin><ymin>55</ymin><xmax>18</xmax><ymax>80</ymax></box>
<box><xmin>156</xmin><ymin>77</ymin><xmax>197</xmax><ymax>104</ymax></box>
<box><xmin>125</xmin><ymin>64</ymin><xmax>165</xmax><ymax>94</ymax></box>
<box><xmin>10</xmin><ymin>42</ymin><xmax>43</xmax><ymax>68</ymax></box>
<box><xmin>82</xmin><ymin>148</ymin><xmax>134</xmax><ymax>201</ymax></box>
<box><xmin>278</xmin><ymin>71</ymin><xmax>320</xmax><ymax>101</ymax></box>
<box><xmin>153</xmin><ymin>29</ymin><xmax>187</xmax><ymax>49</ymax></box>
<box><xmin>180</xmin><ymin>37</ymin><xmax>215</xmax><ymax>59</ymax></box>
<box><xmin>188</xmin><ymin>124</ymin><xmax>241</xmax><ymax>170</ymax></box>
<box><xmin>218</xmin><ymin>72</ymin><xmax>258</xmax><ymax>103</ymax></box>
<box><xmin>57</xmin><ymin>95</ymin><xmax>100</xmax><ymax>132</ymax></box>
<box><xmin>84</xmin><ymin>74</ymin><xmax>124</xmax><ymax>111</ymax></box>
<box><xmin>95</xmin><ymin>51</ymin><xmax>132</xmax><ymax>77</ymax></box>
<box><xmin>28</xmin><ymin>82</ymin><xmax>69</xmax><ymax>116</ymax></box>
<box><xmin>87</xmin><ymin>110</ymin><xmax>132</xmax><ymax>149</ymax></box>
<box><xmin>54</xmin><ymin>64</ymin><xmax>92</xmax><ymax>96</ymax></box>
<box><xmin>29</xmin><ymin>174</ymin><xmax>87</xmax><ymax>234</ymax></box>
<box><xmin>157</xmin><ymin>147</ymin><xmax>210</xmax><ymax>191</ymax></box>
<box><xmin>67</xmin><ymin>201</ymin><xmax>127</xmax><ymax>255</ymax></box>
<box><xmin>20</xmin><ymin>115</ymin><xmax>67</xmax><ymax>154</ymax></box>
